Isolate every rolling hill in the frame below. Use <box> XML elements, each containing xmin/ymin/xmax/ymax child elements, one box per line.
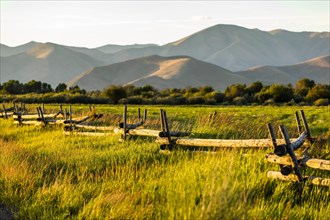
<box><xmin>0</xmin><ymin>41</ymin><xmax>40</xmax><ymax>57</ymax></box>
<box><xmin>235</xmin><ymin>55</ymin><xmax>330</xmax><ymax>85</ymax></box>
<box><xmin>67</xmin><ymin>55</ymin><xmax>248</xmax><ymax>91</ymax></box>
<box><xmin>96</xmin><ymin>43</ymin><xmax>158</xmax><ymax>54</ymax></box>
<box><xmin>107</xmin><ymin>24</ymin><xmax>329</xmax><ymax>71</ymax></box>
<box><xmin>1</xmin><ymin>24</ymin><xmax>329</xmax><ymax>89</ymax></box>
<box><xmin>68</xmin><ymin>55</ymin><xmax>329</xmax><ymax>91</ymax></box>
<box><xmin>0</xmin><ymin>43</ymin><xmax>105</xmax><ymax>86</ymax></box>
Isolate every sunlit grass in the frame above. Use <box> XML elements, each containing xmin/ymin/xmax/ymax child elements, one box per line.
<box><xmin>0</xmin><ymin>105</ymin><xmax>329</xmax><ymax>219</ymax></box>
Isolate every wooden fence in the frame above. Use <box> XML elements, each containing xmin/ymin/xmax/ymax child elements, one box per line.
<box><xmin>2</xmin><ymin>103</ymin><xmax>328</xmax><ymax>190</ymax></box>
<box><xmin>265</xmin><ymin>110</ymin><xmax>329</xmax><ymax>188</ymax></box>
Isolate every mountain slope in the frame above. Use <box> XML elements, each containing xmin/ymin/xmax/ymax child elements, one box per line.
<box><xmin>235</xmin><ymin>55</ymin><xmax>330</xmax><ymax>85</ymax></box>
<box><xmin>68</xmin><ymin>55</ymin><xmax>248</xmax><ymax>91</ymax></box>
<box><xmin>65</xmin><ymin>45</ymin><xmax>111</xmax><ymax>63</ymax></box>
<box><xmin>69</xmin><ymin>55</ymin><xmax>329</xmax><ymax>91</ymax></box>
<box><xmin>0</xmin><ymin>41</ymin><xmax>40</xmax><ymax>57</ymax></box>
<box><xmin>96</xmin><ymin>43</ymin><xmax>159</xmax><ymax>54</ymax></box>
<box><xmin>1</xmin><ymin>24</ymin><xmax>329</xmax><ymax>87</ymax></box>
<box><xmin>108</xmin><ymin>24</ymin><xmax>329</xmax><ymax>71</ymax></box>
<box><xmin>0</xmin><ymin>43</ymin><xmax>105</xmax><ymax>86</ymax></box>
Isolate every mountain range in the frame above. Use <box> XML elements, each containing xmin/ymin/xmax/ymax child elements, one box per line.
<box><xmin>67</xmin><ymin>55</ymin><xmax>248</xmax><ymax>91</ymax></box>
<box><xmin>67</xmin><ymin>55</ymin><xmax>330</xmax><ymax>91</ymax></box>
<box><xmin>1</xmin><ymin>24</ymin><xmax>329</xmax><ymax>90</ymax></box>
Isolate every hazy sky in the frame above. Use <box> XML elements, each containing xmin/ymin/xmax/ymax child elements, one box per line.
<box><xmin>1</xmin><ymin>0</ymin><xmax>329</xmax><ymax>48</ymax></box>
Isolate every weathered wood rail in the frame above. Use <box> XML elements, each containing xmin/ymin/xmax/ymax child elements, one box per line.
<box><xmin>267</xmin><ymin>171</ymin><xmax>330</xmax><ymax>187</ymax></box>
<box><xmin>120</xmin><ymin>105</ymin><xmax>148</xmax><ymax>140</ymax></box>
<box><xmin>1</xmin><ymin>102</ymin><xmax>26</xmax><ymax>118</ymax></box>
<box><xmin>114</xmin><ymin>128</ymin><xmax>191</xmax><ymax>138</ymax></box>
<box><xmin>266</xmin><ymin>154</ymin><xmax>330</xmax><ymax>171</ymax></box>
<box><xmin>155</xmin><ymin>109</ymin><xmax>312</xmax><ymax>150</ymax></box>
<box><xmin>265</xmin><ymin>110</ymin><xmax>329</xmax><ymax>189</ymax></box>
<box><xmin>156</xmin><ymin>137</ymin><xmax>306</xmax><ymax>149</ymax></box>
<box><xmin>64</xmin><ymin>106</ymin><xmax>192</xmax><ymax>139</ymax></box>
<box><xmin>11</xmin><ymin>104</ymin><xmax>67</xmax><ymax>125</ymax></box>
<box><xmin>8</xmin><ymin>104</ymin><xmax>103</xmax><ymax>128</ymax></box>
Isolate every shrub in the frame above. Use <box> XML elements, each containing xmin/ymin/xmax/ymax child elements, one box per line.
<box><xmin>205</xmin><ymin>99</ymin><xmax>217</xmax><ymax>105</ymax></box>
<box><xmin>103</xmin><ymin>85</ymin><xmax>127</xmax><ymax>104</ymax></box>
<box><xmin>187</xmin><ymin>96</ymin><xmax>205</xmax><ymax>105</ymax></box>
<box><xmin>267</xmin><ymin>84</ymin><xmax>294</xmax><ymax>102</ymax></box>
<box><xmin>314</xmin><ymin>98</ymin><xmax>329</xmax><ymax>106</ymax></box>
<box><xmin>306</xmin><ymin>84</ymin><xmax>330</xmax><ymax>102</ymax></box>
<box><xmin>233</xmin><ymin>96</ymin><xmax>247</xmax><ymax>106</ymax></box>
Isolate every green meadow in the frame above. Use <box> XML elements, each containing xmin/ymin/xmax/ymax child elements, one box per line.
<box><xmin>0</xmin><ymin>105</ymin><xmax>329</xmax><ymax>219</ymax></box>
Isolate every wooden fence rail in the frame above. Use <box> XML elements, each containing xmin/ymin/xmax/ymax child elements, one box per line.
<box><xmin>156</xmin><ymin>137</ymin><xmax>307</xmax><ymax>148</ymax></box>
<box><xmin>265</xmin><ymin>110</ymin><xmax>329</xmax><ymax>190</ymax></box>
<box><xmin>266</xmin><ymin>154</ymin><xmax>330</xmax><ymax>171</ymax></box>
<box><xmin>267</xmin><ymin>171</ymin><xmax>330</xmax><ymax>187</ymax></box>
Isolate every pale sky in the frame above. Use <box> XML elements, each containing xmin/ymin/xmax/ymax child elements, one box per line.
<box><xmin>1</xmin><ymin>0</ymin><xmax>329</xmax><ymax>48</ymax></box>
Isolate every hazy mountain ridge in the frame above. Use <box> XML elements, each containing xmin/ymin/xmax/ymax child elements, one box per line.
<box><xmin>96</xmin><ymin>44</ymin><xmax>159</xmax><ymax>54</ymax></box>
<box><xmin>106</xmin><ymin>24</ymin><xmax>330</xmax><ymax>70</ymax></box>
<box><xmin>1</xmin><ymin>24</ymin><xmax>329</xmax><ymax>89</ymax></box>
<box><xmin>0</xmin><ymin>41</ymin><xmax>40</xmax><ymax>57</ymax></box>
<box><xmin>68</xmin><ymin>55</ymin><xmax>248</xmax><ymax>91</ymax></box>
<box><xmin>0</xmin><ymin>43</ymin><xmax>105</xmax><ymax>86</ymax></box>
<box><xmin>69</xmin><ymin>55</ymin><xmax>329</xmax><ymax>91</ymax></box>
<box><xmin>236</xmin><ymin>55</ymin><xmax>330</xmax><ymax>85</ymax></box>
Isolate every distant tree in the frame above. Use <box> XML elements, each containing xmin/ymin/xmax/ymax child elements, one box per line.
<box><xmin>188</xmin><ymin>96</ymin><xmax>205</xmax><ymax>105</ymax></box>
<box><xmin>306</xmin><ymin>84</ymin><xmax>330</xmax><ymax>102</ymax></box>
<box><xmin>225</xmin><ymin>84</ymin><xmax>246</xmax><ymax>101</ymax></box>
<box><xmin>2</xmin><ymin>80</ymin><xmax>23</xmax><ymax>94</ymax></box>
<box><xmin>184</xmin><ymin>87</ymin><xmax>199</xmax><ymax>94</ymax></box>
<box><xmin>233</xmin><ymin>96</ymin><xmax>248</xmax><ymax>105</ymax></box>
<box><xmin>245</xmin><ymin>81</ymin><xmax>263</xmax><ymax>95</ymax></box>
<box><xmin>141</xmin><ymin>85</ymin><xmax>156</xmax><ymax>93</ymax></box>
<box><xmin>55</xmin><ymin>83</ymin><xmax>67</xmax><ymax>93</ymax></box>
<box><xmin>199</xmin><ymin>86</ymin><xmax>214</xmax><ymax>95</ymax></box>
<box><xmin>24</xmin><ymin>80</ymin><xmax>42</xmax><ymax>93</ymax></box>
<box><xmin>295</xmin><ymin>78</ymin><xmax>315</xmax><ymax>96</ymax></box>
<box><xmin>123</xmin><ymin>84</ymin><xmax>136</xmax><ymax>96</ymax></box>
<box><xmin>139</xmin><ymin>85</ymin><xmax>158</xmax><ymax>98</ymax></box>
<box><xmin>104</xmin><ymin>85</ymin><xmax>127</xmax><ymax>104</ymax></box>
<box><xmin>183</xmin><ymin>87</ymin><xmax>199</xmax><ymax>98</ymax></box>
<box><xmin>256</xmin><ymin>87</ymin><xmax>272</xmax><ymax>103</ymax></box>
<box><xmin>23</xmin><ymin>80</ymin><xmax>53</xmax><ymax>93</ymax></box>
<box><xmin>267</xmin><ymin>84</ymin><xmax>294</xmax><ymax>102</ymax></box>
<box><xmin>69</xmin><ymin>85</ymin><xmax>86</xmax><ymax>94</ymax></box>
<box><xmin>170</xmin><ymin>88</ymin><xmax>182</xmax><ymax>94</ymax></box>
<box><xmin>41</xmin><ymin>82</ymin><xmax>53</xmax><ymax>93</ymax></box>
<box><xmin>205</xmin><ymin>91</ymin><xmax>225</xmax><ymax>103</ymax></box>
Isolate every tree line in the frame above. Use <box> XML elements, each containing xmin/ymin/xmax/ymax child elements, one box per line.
<box><xmin>0</xmin><ymin>80</ymin><xmax>86</xmax><ymax>94</ymax></box>
<box><xmin>0</xmin><ymin>78</ymin><xmax>329</xmax><ymax>106</ymax></box>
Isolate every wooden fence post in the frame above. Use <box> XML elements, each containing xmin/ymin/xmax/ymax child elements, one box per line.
<box><xmin>160</xmin><ymin>109</ymin><xmax>175</xmax><ymax>150</ymax></box>
<box><xmin>160</xmin><ymin>109</ymin><xmax>165</xmax><ymax>132</ymax></box>
<box><xmin>295</xmin><ymin>111</ymin><xmax>303</xmax><ymax>135</ymax></box>
<box><xmin>2</xmin><ymin>104</ymin><xmax>8</xmax><ymax>119</ymax></box>
<box><xmin>138</xmin><ymin>108</ymin><xmax>141</xmax><ymax>121</ymax></box>
<box><xmin>144</xmin><ymin>109</ymin><xmax>147</xmax><ymax>122</ymax></box>
<box><xmin>300</xmin><ymin>110</ymin><xmax>313</xmax><ymax>144</ymax></box>
<box><xmin>69</xmin><ymin>105</ymin><xmax>73</xmax><ymax>130</ymax></box>
<box><xmin>279</xmin><ymin>125</ymin><xmax>304</xmax><ymax>187</ymax></box>
<box><xmin>123</xmin><ymin>105</ymin><xmax>127</xmax><ymax>140</ymax></box>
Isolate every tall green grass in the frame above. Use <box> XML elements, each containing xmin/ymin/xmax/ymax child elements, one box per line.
<box><xmin>0</xmin><ymin>105</ymin><xmax>329</xmax><ymax>219</ymax></box>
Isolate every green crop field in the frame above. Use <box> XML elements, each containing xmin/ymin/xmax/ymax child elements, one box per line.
<box><xmin>0</xmin><ymin>105</ymin><xmax>329</xmax><ymax>219</ymax></box>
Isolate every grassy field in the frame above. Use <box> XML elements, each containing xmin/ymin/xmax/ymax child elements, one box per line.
<box><xmin>0</xmin><ymin>105</ymin><xmax>329</xmax><ymax>219</ymax></box>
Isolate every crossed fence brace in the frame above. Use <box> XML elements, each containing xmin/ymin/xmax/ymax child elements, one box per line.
<box><xmin>266</xmin><ymin>110</ymin><xmax>330</xmax><ymax>189</ymax></box>
<box><xmin>13</xmin><ymin>104</ymin><xmax>69</xmax><ymax>126</ymax></box>
<box><xmin>1</xmin><ymin>102</ymin><xmax>27</xmax><ymax>119</ymax></box>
